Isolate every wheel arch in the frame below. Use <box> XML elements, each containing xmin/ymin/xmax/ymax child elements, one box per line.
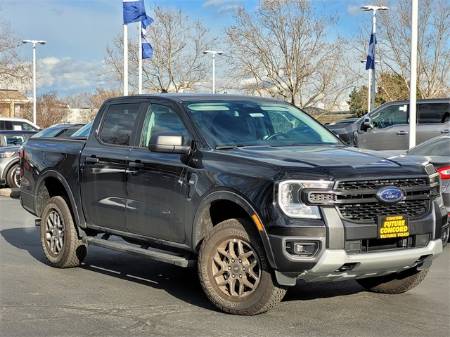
<box><xmin>192</xmin><ymin>190</ymin><xmax>277</xmax><ymax>269</ymax></box>
<box><xmin>34</xmin><ymin>170</ymin><xmax>84</xmax><ymax>232</ymax></box>
<box><xmin>2</xmin><ymin>158</ymin><xmax>19</xmax><ymax>181</ymax></box>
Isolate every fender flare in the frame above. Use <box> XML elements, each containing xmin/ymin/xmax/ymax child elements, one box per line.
<box><xmin>2</xmin><ymin>158</ymin><xmax>19</xmax><ymax>181</ymax></box>
<box><xmin>192</xmin><ymin>190</ymin><xmax>277</xmax><ymax>269</ymax></box>
<box><xmin>34</xmin><ymin>170</ymin><xmax>85</xmax><ymax>229</ymax></box>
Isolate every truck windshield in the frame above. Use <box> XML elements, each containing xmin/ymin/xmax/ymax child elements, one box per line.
<box><xmin>185</xmin><ymin>101</ymin><xmax>339</xmax><ymax>148</ymax></box>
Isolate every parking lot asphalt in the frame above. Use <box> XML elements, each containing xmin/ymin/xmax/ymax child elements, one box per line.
<box><xmin>0</xmin><ymin>195</ymin><xmax>449</xmax><ymax>337</ymax></box>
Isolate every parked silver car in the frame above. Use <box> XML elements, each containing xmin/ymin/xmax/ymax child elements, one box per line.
<box><xmin>0</xmin><ymin>131</ymin><xmax>35</xmax><ymax>188</ymax></box>
<box><xmin>330</xmin><ymin>99</ymin><xmax>449</xmax><ymax>150</ymax></box>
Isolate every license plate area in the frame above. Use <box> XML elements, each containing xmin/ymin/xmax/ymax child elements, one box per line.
<box><xmin>378</xmin><ymin>215</ymin><xmax>409</xmax><ymax>239</ymax></box>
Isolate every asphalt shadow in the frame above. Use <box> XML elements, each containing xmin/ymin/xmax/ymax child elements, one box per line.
<box><xmin>1</xmin><ymin>226</ymin><xmax>363</xmax><ymax>311</ymax></box>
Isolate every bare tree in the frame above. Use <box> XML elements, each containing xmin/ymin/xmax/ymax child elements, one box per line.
<box><xmin>22</xmin><ymin>92</ymin><xmax>67</xmax><ymax>128</ymax></box>
<box><xmin>0</xmin><ymin>21</ymin><xmax>29</xmax><ymax>88</ymax></box>
<box><xmin>65</xmin><ymin>88</ymin><xmax>121</xmax><ymax>120</ymax></box>
<box><xmin>226</xmin><ymin>0</ymin><xmax>352</xmax><ymax>109</ymax></box>
<box><xmin>105</xmin><ymin>7</ymin><xmax>213</xmax><ymax>93</ymax></box>
<box><xmin>349</xmin><ymin>0</ymin><xmax>450</xmax><ymax>99</ymax></box>
<box><xmin>377</xmin><ymin>0</ymin><xmax>450</xmax><ymax>98</ymax></box>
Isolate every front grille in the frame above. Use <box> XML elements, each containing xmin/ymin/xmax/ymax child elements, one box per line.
<box><xmin>334</xmin><ymin>176</ymin><xmax>431</xmax><ymax>224</ymax></box>
<box><xmin>337</xmin><ymin>199</ymin><xmax>429</xmax><ymax>223</ymax></box>
<box><xmin>336</xmin><ymin>177</ymin><xmax>428</xmax><ymax>191</ymax></box>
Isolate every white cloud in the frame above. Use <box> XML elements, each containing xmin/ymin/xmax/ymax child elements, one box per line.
<box><xmin>35</xmin><ymin>57</ymin><xmax>112</xmax><ymax>94</ymax></box>
<box><xmin>347</xmin><ymin>5</ymin><xmax>361</xmax><ymax>16</ymax></box>
<box><xmin>203</xmin><ymin>0</ymin><xmax>244</xmax><ymax>13</ymax></box>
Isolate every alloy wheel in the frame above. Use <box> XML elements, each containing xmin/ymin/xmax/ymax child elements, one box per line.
<box><xmin>211</xmin><ymin>238</ymin><xmax>261</xmax><ymax>298</ymax></box>
<box><xmin>45</xmin><ymin>209</ymin><xmax>65</xmax><ymax>256</ymax></box>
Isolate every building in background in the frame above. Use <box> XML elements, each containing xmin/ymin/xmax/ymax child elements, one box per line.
<box><xmin>0</xmin><ymin>89</ymin><xmax>30</xmax><ymax>118</ymax></box>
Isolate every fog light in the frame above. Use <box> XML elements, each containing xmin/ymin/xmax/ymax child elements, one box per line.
<box><xmin>285</xmin><ymin>241</ymin><xmax>319</xmax><ymax>257</ymax></box>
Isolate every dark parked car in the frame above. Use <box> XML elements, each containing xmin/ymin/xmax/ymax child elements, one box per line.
<box><xmin>70</xmin><ymin>121</ymin><xmax>92</xmax><ymax>139</ymax></box>
<box><xmin>32</xmin><ymin>123</ymin><xmax>85</xmax><ymax>139</ymax></box>
<box><xmin>20</xmin><ymin>95</ymin><xmax>447</xmax><ymax>315</ymax></box>
<box><xmin>0</xmin><ymin>130</ymin><xmax>35</xmax><ymax>188</ymax></box>
<box><xmin>331</xmin><ymin>98</ymin><xmax>449</xmax><ymax>149</ymax></box>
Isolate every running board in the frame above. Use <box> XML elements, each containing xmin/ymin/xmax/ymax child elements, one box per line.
<box><xmin>84</xmin><ymin>237</ymin><xmax>194</xmax><ymax>268</ymax></box>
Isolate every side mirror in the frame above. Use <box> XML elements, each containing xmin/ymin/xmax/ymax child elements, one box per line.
<box><xmin>361</xmin><ymin>117</ymin><xmax>373</xmax><ymax>132</ymax></box>
<box><xmin>149</xmin><ymin>135</ymin><xmax>191</xmax><ymax>154</ymax></box>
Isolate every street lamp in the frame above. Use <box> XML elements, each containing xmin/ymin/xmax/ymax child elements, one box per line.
<box><xmin>203</xmin><ymin>50</ymin><xmax>223</xmax><ymax>94</ymax></box>
<box><xmin>22</xmin><ymin>39</ymin><xmax>46</xmax><ymax>125</ymax></box>
<box><xmin>361</xmin><ymin>5</ymin><xmax>388</xmax><ymax>112</ymax></box>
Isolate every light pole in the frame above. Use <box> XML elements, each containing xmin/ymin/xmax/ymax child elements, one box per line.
<box><xmin>22</xmin><ymin>40</ymin><xmax>46</xmax><ymax>125</ymax></box>
<box><xmin>361</xmin><ymin>5</ymin><xmax>388</xmax><ymax>112</ymax></box>
<box><xmin>203</xmin><ymin>50</ymin><xmax>223</xmax><ymax>94</ymax></box>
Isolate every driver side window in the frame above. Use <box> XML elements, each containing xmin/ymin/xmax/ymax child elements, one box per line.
<box><xmin>372</xmin><ymin>104</ymin><xmax>408</xmax><ymax>129</ymax></box>
<box><xmin>139</xmin><ymin>104</ymin><xmax>190</xmax><ymax>147</ymax></box>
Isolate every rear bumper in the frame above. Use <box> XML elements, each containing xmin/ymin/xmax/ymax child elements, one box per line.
<box><xmin>297</xmin><ymin>239</ymin><xmax>442</xmax><ymax>282</ymax></box>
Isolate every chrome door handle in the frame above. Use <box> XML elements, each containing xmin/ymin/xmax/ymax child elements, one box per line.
<box><xmin>441</xmin><ymin>129</ymin><xmax>449</xmax><ymax>134</ymax></box>
<box><xmin>128</xmin><ymin>161</ymin><xmax>144</xmax><ymax>169</ymax></box>
<box><xmin>85</xmin><ymin>156</ymin><xmax>99</xmax><ymax>164</ymax></box>
<box><xmin>396</xmin><ymin>130</ymin><xmax>408</xmax><ymax>135</ymax></box>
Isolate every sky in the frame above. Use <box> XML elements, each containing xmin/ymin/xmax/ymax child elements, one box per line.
<box><xmin>0</xmin><ymin>0</ymin><xmax>372</xmax><ymax>97</ymax></box>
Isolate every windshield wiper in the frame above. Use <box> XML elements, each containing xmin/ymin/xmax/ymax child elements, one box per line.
<box><xmin>215</xmin><ymin>144</ymin><xmax>247</xmax><ymax>150</ymax></box>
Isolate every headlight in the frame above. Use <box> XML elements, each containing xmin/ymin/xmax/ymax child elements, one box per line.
<box><xmin>277</xmin><ymin>180</ymin><xmax>333</xmax><ymax>219</ymax></box>
<box><xmin>0</xmin><ymin>151</ymin><xmax>15</xmax><ymax>158</ymax></box>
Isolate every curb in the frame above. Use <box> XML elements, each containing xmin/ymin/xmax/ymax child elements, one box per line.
<box><xmin>0</xmin><ymin>188</ymin><xmax>20</xmax><ymax>199</ymax></box>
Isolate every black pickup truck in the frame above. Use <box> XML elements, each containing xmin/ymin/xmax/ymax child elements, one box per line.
<box><xmin>20</xmin><ymin>95</ymin><xmax>448</xmax><ymax>315</ymax></box>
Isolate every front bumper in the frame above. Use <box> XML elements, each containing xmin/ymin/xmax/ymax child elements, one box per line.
<box><xmin>297</xmin><ymin>239</ymin><xmax>442</xmax><ymax>282</ymax></box>
<box><xmin>268</xmin><ymin>200</ymin><xmax>447</xmax><ymax>286</ymax></box>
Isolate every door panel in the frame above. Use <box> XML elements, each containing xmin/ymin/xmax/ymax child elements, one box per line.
<box><xmin>80</xmin><ymin>102</ymin><xmax>141</xmax><ymax>232</ymax></box>
<box><xmin>417</xmin><ymin>103</ymin><xmax>450</xmax><ymax>144</ymax></box>
<box><xmin>126</xmin><ymin>102</ymin><xmax>192</xmax><ymax>243</ymax></box>
<box><xmin>81</xmin><ymin>145</ymin><xmax>130</xmax><ymax>232</ymax></box>
<box><xmin>358</xmin><ymin>125</ymin><xmax>409</xmax><ymax>150</ymax></box>
<box><xmin>357</xmin><ymin>103</ymin><xmax>409</xmax><ymax>150</ymax></box>
<box><xmin>126</xmin><ymin>150</ymin><xmax>188</xmax><ymax>242</ymax></box>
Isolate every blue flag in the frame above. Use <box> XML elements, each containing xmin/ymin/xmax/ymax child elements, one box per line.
<box><xmin>123</xmin><ymin>0</ymin><xmax>146</xmax><ymax>24</ymax></box>
<box><xmin>141</xmin><ymin>15</ymin><xmax>153</xmax><ymax>59</ymax></box>
<box><xmin>365</xmin><ymin>32</ymin><xmax>376</xmax><ymax>70</ymax></box>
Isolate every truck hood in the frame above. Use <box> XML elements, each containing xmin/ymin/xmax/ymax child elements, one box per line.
<box><xmin>214</xmin><ymin>145</ymin><xmax>428</xmax><ymax>178</ymax></box>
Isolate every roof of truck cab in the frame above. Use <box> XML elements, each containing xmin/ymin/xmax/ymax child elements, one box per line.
<box><xmin>104</xmin><ymin>94</ymin><xmax>287</xmax><ymax>104</ymax></box>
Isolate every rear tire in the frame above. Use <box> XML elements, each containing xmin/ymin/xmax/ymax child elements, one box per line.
<box><xmin>357</xmin><ymin>267</ymin><xmax>428</xmax><ymax>294</ymax></box>
<box><xmin>40</xmin><ymin>196</ymin><xmax>87</xmax><ymax>268</ymax></box>
<box><xmin>198</xmin><ymin>218</ymin><xmax>286</xmax><ymax>315</ymax></box>
<box><xmin>6</xmin><ymin>163</ymin><xmax>20</xmax><ymax>188</ymax></box>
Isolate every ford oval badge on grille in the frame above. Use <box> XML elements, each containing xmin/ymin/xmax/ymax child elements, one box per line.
<box><xmin>376</xmin><ymin>186</ymin><xmax>404</xmax><ymax>203</ymax></box>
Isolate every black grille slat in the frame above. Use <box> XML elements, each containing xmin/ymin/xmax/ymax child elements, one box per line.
<box><xmin>337</xmin><ymin>200</ymin><xmax>429</xmax><ymax>223</ymax></box>
<box><xmin>336</xmin><ymin>177</ymin><xmax>428</xmax><ymax>191</ymax></box>
<box><xmin>335</xmin><ymin>177</ymin><xmax>430</xmax><ymax>223</ymax></box>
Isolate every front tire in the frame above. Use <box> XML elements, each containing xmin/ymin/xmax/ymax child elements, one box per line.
<box><xmin>357</xmin><ymin>267</ymin><xmax>429</xmax><ymax>294</ymax></box>
<box><xmin>198</xmin><ymin>218</ymin><xmax>286</xmax><ymax>315</ymax></box>
<box><xmin>40</xmin><ymin>196</ymin><xmax>87</xmax><ymax>268</ymax></box>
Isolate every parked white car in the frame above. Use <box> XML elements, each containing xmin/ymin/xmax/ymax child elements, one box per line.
<box><xmin>0</xmin><ymin>117</ymin><xmax>39</xmax><ymax>131</ymax></box>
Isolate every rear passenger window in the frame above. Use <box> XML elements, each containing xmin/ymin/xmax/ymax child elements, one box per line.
<box><xmin>99</xmin><ymin>103</ymin><xmax>140</xmax><ymax>146</ymax></box>
<box><xmin>418</xmin><ymin>103</ymin><xmax>450</xmax><ymax>124</ymax></box>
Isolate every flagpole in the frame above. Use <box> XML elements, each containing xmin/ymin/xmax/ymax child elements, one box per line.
<box><xmin>409</xmin><ymin>0</ymin><xmax>418</xmax><ymax>149</ymax></box>
<box><xmin>138</xmin><ymin>21</ymin><xmax>143</xmax><ymax>94</ymax></box>
<box><xmin>123</xmin><ymin>24</ymin><xmax>129</xmax><ymax>96</ymax></box>
<box><xmin>370</xmin><ymin>10</ymin><xmax>376</xmax><ymax>112</ymax></box>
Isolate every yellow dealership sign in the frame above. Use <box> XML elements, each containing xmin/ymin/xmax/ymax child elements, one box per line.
<box><xmin>379</xmin><ymin>215</ymin><xmax>409</xmax><ymax>239</ymax></box>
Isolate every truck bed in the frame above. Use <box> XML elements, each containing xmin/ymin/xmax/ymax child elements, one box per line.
<box><xmin>20</xmin><ymin>137</ymin><xmax>86</xmax><ymax>216</ymax></box>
